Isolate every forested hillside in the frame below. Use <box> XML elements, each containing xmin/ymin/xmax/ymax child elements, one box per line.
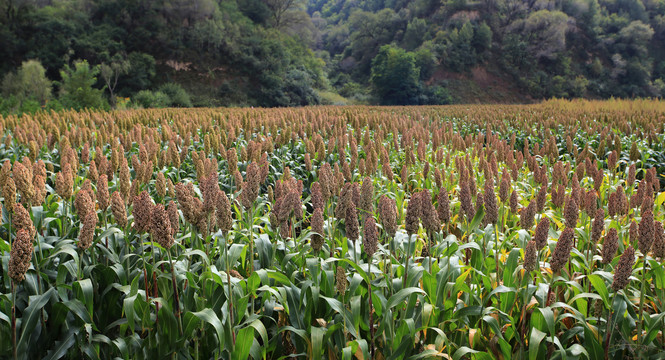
<box><xmin>1</xmin><ymin>0</ymin><xmax>664</xmax><ymax>110</ymax></box>
<box><xmin>310</xmin><ymin>0</ymin><xmax>665</xmax><ymax>103</ymax></box>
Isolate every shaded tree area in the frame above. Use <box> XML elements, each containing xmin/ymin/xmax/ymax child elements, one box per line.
<box><xmin>310</xmin><ymin>0</ymin><xmax>665</xmax><ymax>103</ymax></box>
<box><xmin>0</xmin><ymin>0</ymin><xmax>326</xmax><ymax>112</ymax></box>
<box><xmin>2</xmin><ymin>0</ymin><xmax>665</xmax><ymax>110</ymax></box>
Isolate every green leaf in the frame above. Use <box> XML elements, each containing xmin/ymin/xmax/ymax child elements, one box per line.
<box><xmin>17</xmin><ymin>288</ymin><xmax>56</xmax><ymax>359</ymax></box>
<box><xmin>43</xmin><ymin>330</ymin><xmax>77</xmax><ymax>360</ymax></box>
<box><xmin>184</xmin><ymin>309</ymin><xmax>225</xmax><ymax>351</ymax></box>
<box><xmin>73</xmin><ymin>278</ymin><xmax>94</xmax><ymax>318</ymax></box>
<box><xmin>232</xmin><ymin>326</ymin><xmax>255</xmax><ymax>360</ymax></box>
<box><xmin>588</xmin><ymin>274</ymin><xmax>610</xmax><ymax>308</ymax></box>
<box><xmin>310</xmin><ymin>326</ymin><xmax>325</xmax><ymax>358</ymax></box>
<box><xmin>529</xmin><ymin>328</ymin><xmax>547</xmax><ymax>360</ymax></box>
<box><xmin>386</xmin><ymin>287</ymin><xmax>426</xmax><ymax>310</ymax></box>
<box><xmin>453</xmin><ymin>346</ymin><xmax>479</xmax><ymax>360</ymax></box>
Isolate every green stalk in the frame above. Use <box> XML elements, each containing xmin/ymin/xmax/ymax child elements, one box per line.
<box><xmin>403</xmin><ymin>234</ymin><xmax>411</xmax><ymax>288</ymax></box>
<box><xmin>8</xmin><ymin>212</ymin><xmax>12</xmax><ymax>247</ymax></box>
<box><xmin>222</xmin><ymin>232</ymin><xmax>236</xmax><ymax>348</ymax></box>
<box><xmin>247</xmin><ymin>204</ymin><xmax>255</xmax><ymax>314</ymax></box>
<box><xmin>167</xmin><ymin>248</ymin><xmax>183</xmax><ymax>336</ymax></box>
<box><xmin>494</xmin><ymin>222</ymin><xmax>500</xmax><ymax>283</ymax></box>
<box><xmin>604</xmin><ymin>291</ymin><xmax>619</xmax><ymax>360</ymax></box>
<box><xmin>368</xmin><ymin>274</ymin><xmax>374</xmax><ymax>360</ymax></box>
<box><xmin>11</xmin><ymin>280</ymin><xmax>16</xmax><ymax>360</ymax></box>
<box><xmin>33</xmin><ymin>238</ymin><xmax>46</xmax><ymax>330</ymax></box>
<box><xmin>140</xmin><ymin>233</ymin><xmax>150</xmax><ymax>304</ymax></box>
<box><xmin>124</xmin><ymin>226</ymin><xmax>132</xmax><ymax>283</ymax></box>
<box><xmin>637</xmin><ymin>256</ymin><xmax>648</xmax><ymax>353</ymax></box>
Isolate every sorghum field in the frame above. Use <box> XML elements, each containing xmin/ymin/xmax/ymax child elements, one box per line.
<box><xmin>1</xmin><ymin>99</ymin><xmax>665</xmax><ymax>360</ymax></box>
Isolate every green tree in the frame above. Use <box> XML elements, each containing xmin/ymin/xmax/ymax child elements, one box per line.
<box><xmin>473</xmin><ymin>22</ymin><xmax>492</xmax><ymax>55</ymax></box>
<box><xmin>402</xmin><ymin>18</ymin><xmax>428</xmax><ymax>51</ymax></box>
<box><xmin>159</xmin><ymin>83</ymin><xmax>192</xmax><ymax>108</ymax></box>
<box><xmin>59</xmin><ymin>60</ymin><xmax>107</xmax><ymax>110</ymax></box>
<box><xmin>1</xmin><ymin>59</ymin><xmax>52</xmax><ymax>105</ymax></box>
<box><xmin>100</xmin><ymin>58</ymin><xmax>130</xmax><ymax>109</ymax></box>
<box><xmin>414</xmin><ymin>47</ymin><xmax>437</xmax><ymax>81</ymax></box>
<box><xmin>370</xmin><ymin>45</ymin><xmax>421</xmax><ymax>105</ymax></box>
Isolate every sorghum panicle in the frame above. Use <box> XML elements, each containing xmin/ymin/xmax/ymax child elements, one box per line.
<box><xmin>601</xmin><ymin>228</ymin><xmax>619</xmax><ymax>265</ymax></box>
<box><xmin>550</xmin><ymin>227</ymin><xmax>574</xmax><ymax>273</ymax></box>
<box><xmin>378</xmin><ymin>195</ymin><xmax>397</xmax><ymax>240</ymax></box>
<box><xmin>534</xmin><ymin>217</ymin><xmax>550</xmax><ymax>249</ymax></box>
<box><xmin>524</xmin><ymin>240</ymin><xmax>538</xmax><ymax>272</ymax></box>
<box><xmin>8</xmin><ymin>229</ymin><xmax>33</xmax><ymax>282</ymax></box>
<box><xmin>638</xmin><ymin>208</ymin><xmax>655</xmax><ymax>254</ymax></box>
<box><xmin>611</xmin><ymin>246</ymin><xmax>635</xmax><ymax>291</ymax></box>
<box><xmin>363</xmin><ymin>216</ymin><xmax>379</xmax><ymax>258</ymax></box>
<box><xmin>111</xmin><ymin>191</ymin><xmax>128</xmax><ymax>228</ymax></box>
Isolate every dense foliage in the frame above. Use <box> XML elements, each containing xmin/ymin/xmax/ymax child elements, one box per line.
<box><xmin>0</xmin><ymin>0</ymin><xmax>326</xmax><ymax>110</ymax></box>
<box><xmin>2</xmin><ymin>0</ymin><xmax>665</xmax><ymax>109</ymax></box>
<box><xmin>0</xmin><ymin>100</ymin><xmax>664</xmax><ymax>359</ymax></box>
<box><xmin>310</xmin><ymin>0</ymin><xmax>665</xmax><ymax>102</ymax></box>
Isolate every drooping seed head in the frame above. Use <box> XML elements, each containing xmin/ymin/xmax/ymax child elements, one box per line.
<box><xmin>345</xmin><ymin>201</ymin><xmax>359</xmax><ymax>241</ymax></box>
<box><xmin>359</xmin><ymin>177</ymin><xmax>374</xmax><ymax>219</ymax></box>
<box><xmin>459</xmin><ymin>179</ymin><xmax>474</xmax><ymax>220</ymax></box>
<box><xmin>201</xmin><ymin>173</ymin><xmax>220</xmax><ymax>214</ymax></box>
<box><xmin>378</xmin><ymin>195</ymin><xmax>397</xmax><ymax>240</ymax></box>
<box><xmin>524</xmin><ymin>240</ymin><xmax>538</xmax><ymax>272</ymax></box>
<box><xmin>311</xmin><ymin>207</ymin><xmax>325</xmax><ymax>252</ymax></box>
<box><xmin>3</xmin><ymin>177</ymin><xmax>16</xmax><ymax>209</ymax></box>
<box><xmin>363</xmin><ymin>216</ymin><xmax>379</xmax><ymax>258</ymax></box>
<box><xmin>97</xmin><ymin>174</ymin><xmax>109</xmax><ymax>212</ymax></box>
<box><xmin>0</xmin><ymin>159</ymin><xmax>11</xmax><ymax>190</ymax></box>
<box><xmin>611</xmin><ymin>246</ymin><xmax>635</xmax><ymax>291</ymax></box>
<box><xmin>591</xmin><ymin>208</ymin><xmax>605</xmax><ymax>244</ymax></box>
<box><xmin>78</xmin><ymin>211</ymin><xmax>97</xmax><ymax>250</ymax></box>
<box><xmin>55</xmin><ymin>167</ymin><xmax>74</xmax><ymax>200</ymax></box>
<box><xmin>151</xmin><ymin>204</ymin><xmax>174</xmax><ymax>249</ymax></box>
<box><xmin>585</xmin><ymin>190</ymin><xmax>597</xmax><ymax>215</ymax></box>
<box><xmin>240</xmin><ymin>162</ymin><xmax>261</xmax><ymax>209</ymax></box>
<box><xmin>421</xmin><ymin>190</ymin><xmax>440</xmax><ymax>233</ymax></box>
<box><xmin>638</xmin><ymin>208</ymin><xmax>655</xmax><ymax>254</ymax></box>
<box><xmin>132</xmin><ymin>190</ymin><xmax>153</xmax><ymax>233</ymax></box>
<box><xmin>499</xmin><ymin>172</ymin><xmax>511</xmax><ymax>203</ymax></box>
<box><xmin>437</xmin><ymin>187</ymin><xmax>450</xmax><ymax>224</ymax></box>
<box><xmin>510</xmin><ymin>190</ymin><xmax>519</xmax><ymax>214</ymax></box>
<box><xmin>111</xmin><ymin>191</ymin><xmax>127</xmax><ymax>228</ymax></box>
<box><xmin>563</xmin><ymin>195</ymin><xmax>579</xmax><ymax>229</ymax></box>
<box><xmin>311</xmin><ymin>182</ymin><xmax>324</xmax><ymax>210</ymax></box>
<box><xmin>13</xmin><ymin>161</ymin><xmax>34</xmax><ymax>205</ymax></box>
<box><xmin>550</xmin><ymin>227</ymin><xmax>574</xmax><ymax>273</ymax></box>
<box><xmin>405</xmin><ymin>192</ymin><xmax>422</xmax><ymax>236</ymax></box>
<box><xmin>8</xmin><ymin>228</ymin><xmax>33</xmax><ymax>282</ymax></box>
<box><xmin>484</xmin><ymin>177</ymin><xmax>498</xmax><ymax>225</ymax></box>
<box><xmin>336</xmin><ymin>266</ymin><xmax>347</xmax><ymax>294</ymax></box>
<box><xmin>32</xmin><ymin>174</ymin><xmax>46</xmax><ymax>205</ymax></box>
<box><xmin>155</xmin><ymin>172</ymin><xmax>167</xmax><ymax>199</ymax></box>
<box><xmin>601</xmin><ymin>228</ymin><xmax>619</xmax><ymax>265</ymax></box>
<box><xmin>651</xmin><ymin>221</ymin><xmax>665</xmax><ymax>259</ymax></box>
<box><xmin>520</xmin><ymin>200</ymin><xmax>536</xmax><ymax>231</ymax></box>
<box><xmin>534</xmin><ymin>217</ymin><xmax>550</xmax><ymax>249</ymax></box>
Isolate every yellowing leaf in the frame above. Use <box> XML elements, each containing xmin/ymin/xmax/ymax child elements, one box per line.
<box><xmin>656</xmin><ymin>191</ymin><xmax>665</xmax><ymax>206</ymax></box>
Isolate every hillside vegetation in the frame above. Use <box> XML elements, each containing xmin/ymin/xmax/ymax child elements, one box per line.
<box><xmin>1</xmin><ymin>0</ymin><xmax>665</xmax><ymax>110</ymax></box>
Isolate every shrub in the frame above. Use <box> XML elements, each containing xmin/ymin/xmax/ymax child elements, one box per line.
<box><xmin>158</xmin><ymin>83</ymin><xmax>192</xmax><ymax>108</ymax></box>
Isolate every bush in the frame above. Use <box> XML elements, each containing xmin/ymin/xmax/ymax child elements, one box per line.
<box><xmin>1</xmin><ymin>60</ymin><xmax>53</xmax><ymax>106</ymax></box>
<box><xmin>370</xmin><ymin>45</ymin><xmax>422</xmax><ymax>105</ymax></box>
<box><xmin>158</xmin><ymin>83</ymin><xmax>192</xmax><ymax>108</ymax></box>
<box><xmin>132</xmin><ymin>90</ymin><xmax>171</xmax><ymax>108</ymax></box>
<box><xmin>59</xmin><ymin>60</ymin><xmax>108</xmax><ymax>110</ymax></box>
